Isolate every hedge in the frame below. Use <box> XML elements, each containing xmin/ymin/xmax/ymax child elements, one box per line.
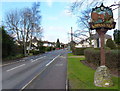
<box><xmin>72</xmin><ymin>47</ymin><xmax>91</xmax><ymax>55</ymax></box>
<box><xmin>84</xmin><ymin>48</ymin><xmax>120</xmax><ymax>69</ymax></box>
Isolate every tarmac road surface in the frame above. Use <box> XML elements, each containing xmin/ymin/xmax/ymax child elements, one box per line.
<box><xmin>2</xmin><ymin>49</ymin><xmax>67</xmax><ymax>90</ymax></box>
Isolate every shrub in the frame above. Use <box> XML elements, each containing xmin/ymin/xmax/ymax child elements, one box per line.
<box><xmin>3</xmin><ymin>54</ymin><xmax>24</xmax><ymax>61</ymax></box>
<box><xmin>84</xmin><ymin>48</ymin><xmax>119</xmax><ymax>69</ymax></box>
<box><xmin>52</xmin><ymin>47</ymin><xmax>56</xmax><ymax>50</ymax></box>
<box><xmin>116</xmin><ymin>45</ymin><xmax>120</xmax><ymax>50</ymax></box>
<box><xmin>106</xmin><ymin>39</ymin><xmax>116</xmax><ymax>49</ymax></box>
<box><xmin>45</xmin><ymin>46</ymin><xmax>53</xmax><ymax>51</ymax></box>
<box><xmin>39</xmin><ymin>46</ymin><xmax>46</xmax><ymax>53</ymax></box>
<box><xmin>30</xmin><ymin>50</ymin><xmax>40</xmax><ymax>55</ymax></box>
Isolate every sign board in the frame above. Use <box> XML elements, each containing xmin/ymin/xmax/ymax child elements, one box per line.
<box><xmin>89</xmin><ymin>3</ymin><xmax>116</xmax><ymax>30</ymax></box>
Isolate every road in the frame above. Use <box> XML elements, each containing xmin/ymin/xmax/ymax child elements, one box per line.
<box><xmin>2</xmin><ymin>49</ymin><xmax>68</xmax><ymax>90</ymax></box>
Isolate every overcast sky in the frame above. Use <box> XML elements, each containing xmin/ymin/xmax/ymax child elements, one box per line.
<box><xmin>1</xmin><ymin>0</ymin><xmax>120</xmax><ymax>43</ymax></box>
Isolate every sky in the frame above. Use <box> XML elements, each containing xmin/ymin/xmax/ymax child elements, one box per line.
<box><xmin>1</xmin><ymin>0</ymin><xmax>120</xmax><ymax>44</ymax></box>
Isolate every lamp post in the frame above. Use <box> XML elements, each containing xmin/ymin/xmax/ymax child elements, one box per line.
<box><xmin>89</xmin><ymin>3</ymin><xmax>116</xmax><ymax>87</ymax></box>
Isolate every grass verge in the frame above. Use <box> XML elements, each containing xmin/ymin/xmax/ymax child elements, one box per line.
<box><xmin>67</xmin><ymin>53</ymin><xmax>119</xmax><ymax>90</ymax></box>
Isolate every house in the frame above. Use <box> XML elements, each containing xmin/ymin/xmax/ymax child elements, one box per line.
<box><xmin>91</xmin><ymin>33</ymin><xmax>112</xmax><ymax>48</ymax></box>
<box><xmin>75</xmin><ymin>33</ymin><xmax>112</xmax><ymax>48</ymax></box>
<box><xmin>26</xmin><ymin>37</ymin><xmax>39</xmax><ymax>51</ymax></box>
<box><xmin>75</xmin><ymin>39</ymin><xmax>92</xmax><ymax>48</ymax></box>
<box><xmin>43</xmin><ymin>41</ymin><xmax>56</xmax><ymax>47</ymax></box>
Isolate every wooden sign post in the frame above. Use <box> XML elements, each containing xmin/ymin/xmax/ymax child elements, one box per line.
<box><xmin>89</xmin><ymin>3</ymin><xmax>116</xmax><ymax>87</ymax></box>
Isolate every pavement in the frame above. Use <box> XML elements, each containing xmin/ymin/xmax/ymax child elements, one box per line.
<box><xmin>2</xmin><ymin>49</ymin><xmax>68</xmax><ymax>90</ymax></box>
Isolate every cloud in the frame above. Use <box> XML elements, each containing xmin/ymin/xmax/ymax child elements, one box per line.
<box><xmin>61</xmin><ymin>5</ymin><xmax>76</xmax><ymax>17</ymax></box>
<box><xmin>43</xmin><ymin>26</ymin><xmax>69</xmax><ymax>43</ymax></box>
<box><xmin>63</xmin><ymin>9</ymin><xmax>72</xmax><ymax>16</ymax></box>
<box><xmin>46</xmin><ymin>0</ymin><xmax>53</xmax><ymax>7</ymax></box>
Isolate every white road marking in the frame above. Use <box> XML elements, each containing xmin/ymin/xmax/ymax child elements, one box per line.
<box><xmin>6</xmin><ymin>64</ymin><xmax>25</xmax><ymax>72</ymax></box>
<box><xmin>21</xmin><ymin>60</ymin><xmax>25</xmax><ymax>62</ymax></box>
<box><xmin>20</xmin><ymin>66</ymin><xmax>46</xmax><ymax>90</ymax></box>
<box><xmin>1</xmin><ymin>60</ymin><xmax>26</xmax><ymax>67</ymax></box>
<box><xmin>1</xmin><ymin>61</ymin><xmax>20</xmax><ymax>67</ymax></box>
<box><xmin>20</xmin><ymin>55</ymin><xmax>60</xmax><ymax>90</ymax></box>
<box><xmin>31</xmin><ymin>56</ymin><xmax>46</xmax><ymax>63</ymax></box>
<box><xmin>46</xmin><ymin>55</ymin><xmax>60</xmax><ymax>66</ymax></box>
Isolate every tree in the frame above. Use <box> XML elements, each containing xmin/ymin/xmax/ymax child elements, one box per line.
<box><xmin>56</xmin><ymin>39</ymin><xmax>60</xmax><ymax>48</ymax></box>
<box><xmin>70</xmin><ymin>0</ymin><xmax>102</xmax><ymax>46</ymax></box>
<box><xmin>1</xmin><ymin>26</ymin><xmax>16</xmax><ymax>58</ymax></box>
<box><xmin>106</xmin><ymin>39</ymin><xmax>116</xmax><ymax>49</ymax></box>
<box><xmin>70</xmin><ymin>0</ymin><xmax>119</xmax><ymax>45</ymax></box>
<box><xmin>113</xmin><ymin>29</ymin><xmax>120</xmax><ymax>45</ymax></box>
<box><xmin>27</xmin><ymin>2</ymin><xmax>42</xmax><ymax>54</ymax></box>
<box><xmin>5</xmin><ymin>9</ymin><xmax>21</xmax><ymax>42</ymax></box>
<box><xmin>4</xmin><ymin>2</ymin><xmax>42</xmax><ymax>56</ymax></box>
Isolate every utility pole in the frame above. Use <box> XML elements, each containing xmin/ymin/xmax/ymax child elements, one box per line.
<box><xmin>71</xmin><ymin>27</ymin><xmax>73</xmax><ymax>42</ymax></box>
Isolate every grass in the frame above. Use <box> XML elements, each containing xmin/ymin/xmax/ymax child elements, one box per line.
<box><xmin>67</xmin><ymin>53</ymin><xmax>119</xmax><ymax>90</ymax></box>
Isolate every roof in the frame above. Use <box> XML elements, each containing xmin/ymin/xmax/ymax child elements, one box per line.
<box><xmin>32</xmin><ymin>37</ymin><xmax>38</xmax><ymax>42</ymax></box>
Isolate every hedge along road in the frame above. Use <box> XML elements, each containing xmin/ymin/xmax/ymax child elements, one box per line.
<box><xmin>2</xmin><ymin>49</ymin><xmax>67</xmax><ymax>90</ymax></box>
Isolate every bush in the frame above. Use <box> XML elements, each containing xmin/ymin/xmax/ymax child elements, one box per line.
<box><xmin>39</xmin><ymin>46</ymin><xmax>46</xmax><ymax>53</ymax></box>
<box><xmin>52</xmin><ymin>47</ymin><xmax>56</xmax><ymax>50</ymax></box>
<box><xmin>84</xmin><ymin>48</ymin><xmax>119</xmax><ymax>69</ymax></box>
<box><xmin>30</xmin><ymin>50</ymin><xmax>40</xmax><ymax>55</ymax></box>
<box><xmin>116</xmin><ymin>45</ymin><xmax>120</xmax><ymax>50</ymax></box>
<box><xmin>15</xmin><ymin>45</ymin><xmax>24</xmax><ymax>54</ymax></box>
<box><xmin>72</xmin><ymin>47</ymin><xmax>91</xmax><ymax>55</ymax></box>
<box><xmin>106</xmin><ymin>39</ymin><xmax>116</xmax><ymax>49</ymax></box>
<box><xmin>3</xmin><ymin>54</ymin><xmax>24</xmax><ymax>61</ymax></box>
<box><xmin>45</xmin><ymin>46</ymin><xmax>53</xmax><ymax>52</ymax></box>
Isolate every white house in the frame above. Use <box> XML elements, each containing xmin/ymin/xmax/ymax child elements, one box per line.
<box><xmin>91</xmin><ymin>33</ymin><xmax>112</xmax><ymax>48</ymax></box>
<box><xmin>75</xmin><ymin>33</ymin><xmax>112</xmax><ymax>48</ymax></box>
<box><xmin>43</xmin><ymin>41</ymin><xmax>56</xmax><ymax>47</ymax></box>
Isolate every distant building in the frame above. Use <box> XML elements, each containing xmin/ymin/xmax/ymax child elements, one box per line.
<box><xmin>43</xmin><ymin>41</ymin><xmax>55</xmax><ymax>47</ymax></box>
<box><xmin>75</xmin><ymin>33</ymin><xmax>112</xmax><ymax>48</ymax></box>
<box><xmin>75</xmin><ymin>39</ymin><xmax>92</xmax><ymax>48</ymax></box>
<box><xmin>91</xmin><ymin>33</ymin><xmax>112</xmax><ymax>48</ymax></box>
<box><xmin>26</xmin><ymin>37</ymin><xmax>39</xmax><ymax>51</ymax></box>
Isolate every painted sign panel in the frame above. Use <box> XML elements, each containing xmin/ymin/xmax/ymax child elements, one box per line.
<box><xmin>89</xmin><ymin>3</ymin><xmax>116</xmax><ymax>30</ymax></box>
